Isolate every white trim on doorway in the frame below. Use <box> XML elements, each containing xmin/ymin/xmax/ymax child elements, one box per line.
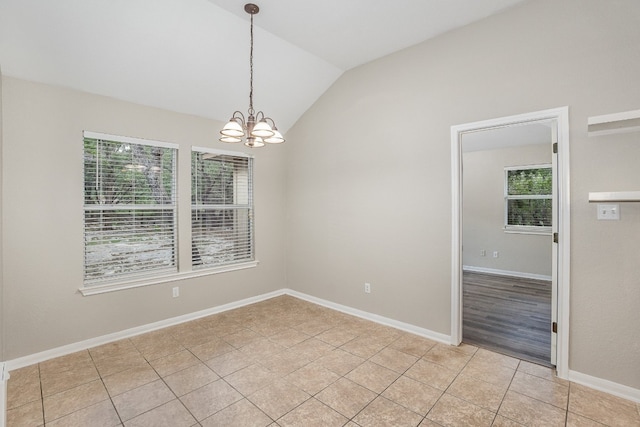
<box><xmin>0</xmin><ymin>362</ymin><xmax>7</xmax><ymax>427</ymax></box>
<box><xmin>450</xmin><ymin>107</ymin><xmax>571</xmax><ymax>379</ymax></box>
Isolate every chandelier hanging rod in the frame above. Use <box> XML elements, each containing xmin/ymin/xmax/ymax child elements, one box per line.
<box><xmin>219</xmin><ymin>3</ymin><xmax>285</xmax><ymax>148</ymax></box>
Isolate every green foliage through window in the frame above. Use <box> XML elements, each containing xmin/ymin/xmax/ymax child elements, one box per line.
<box><xmin>505</xmin><ymin>166</ymin><xmax>552</xmax><ymax>228</ymax></box>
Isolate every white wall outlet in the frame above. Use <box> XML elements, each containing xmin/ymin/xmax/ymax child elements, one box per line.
<box><xmin>364</xmin><ymin>283</ymin><xmax>371</xmax><ymax>294</ymax></box>
<box><xmin>480</xmin><ymin>249</ymin><xmax>486</xmax><ymax>257</ymax></box>
<box><xmin>597</xmin><ymin>204</ymin><xmax>620</xmax><ymax>220</ymax></box>
<box><xmin>493</xmin><ymin>251</ymin><xmax>499</xmax><ymax>258</ymax></box>
<box><xmin>172</xmin><ymin>287</ymin><xmax>180</xmax><ymax>297</ymax></box>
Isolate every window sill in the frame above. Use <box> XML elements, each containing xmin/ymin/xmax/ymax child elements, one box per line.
<box><xmin>504</xmin><ymin>226</ymin><xmax>551</xmax><ymax>236</ymax></box>
<box><xmin>79</xmin><ymin>261</ymin><xmax>259</xmax><ymax>296</ymax></box>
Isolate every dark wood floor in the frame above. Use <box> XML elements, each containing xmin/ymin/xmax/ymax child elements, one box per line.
<box><xmin>462</xmin><ymin>271</ymin><xmax>552</xmax><ymax>367</ymax></box>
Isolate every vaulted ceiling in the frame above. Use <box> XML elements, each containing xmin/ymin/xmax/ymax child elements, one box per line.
<box><xmin>0</xmin><ymin>0</ymin><xmax>527</xmax><ymax>133</ymax></box>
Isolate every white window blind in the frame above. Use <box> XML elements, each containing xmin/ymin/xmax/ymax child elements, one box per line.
<box><xmin>191</xmin><ymin>148</ymin><xmax>254</xmax><ymax>269</ymax></box>
<box><xmin>83</xmin><ymin>132</ymin><xmax>178</xmax><ymax>285</ymax></box>
<box><xmin>505</xmin><ymin>164</ymin><xmax>552</xmax><ymax>231</ymax></box>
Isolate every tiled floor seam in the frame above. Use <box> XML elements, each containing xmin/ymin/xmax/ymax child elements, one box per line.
<box><xmin>266</xmin><ymin>393</ymin><xmax>313</xmax><ymax>425</ymax></box>
<box><xmin>490</xmin><ymin>359</ymin><xmax>521</xmax><ymax>427</ymax></box>
<box><xmin>93</xmin><ymin>346</ymin><xmax>192</xmax><ymax>425</ymax></box>
<box><xmin>421</xmin><ymin>358</ymin><xmax>464</xmax><ymax>425</ymax></box>
<box><xmin>38</xmin><ymin>364</ymin><xmax>45</xmax><ymax>426</ymax></box>
<box><xmin>218</xmin><ymin>374</ymin><xmax>277</xmax><ymax>423</ymax></box>
<box><xmin>421</xmin><ymin>347</ymin><xmax>503</xmax><ymax>426</ymax></box>
<box><xmin>340</xmin><ymin>341</ymin><xmax>425</xmax><ymax>427</ymax></box>
<box><xmin>146</xmin><ymin>352</ymin><xmax>206</xmax><ymax>426</ymax></box>
<box><xmin>87</xmin><ymin>346</ymin><xmax>125</xmax><ymax>426</ymax></box>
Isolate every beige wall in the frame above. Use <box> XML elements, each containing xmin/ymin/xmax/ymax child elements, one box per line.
<box><xmin>463</xmin><ymin>144</ymin><xmax>552</xmax><ymax>277</ymax></box>
<box><xmin>1</xmin><ymin>0</ymin><xmax>639</xmax><ymax>394</ymax></box>
<box><xmin>1</xmin><ymin>77</ymin><xmax>287</xmax><ymax>359</ymax></box>
<box><xmin>285</xmin><ymin>0</ymin><xmax>640</xmax><ymax>389</ymax></box>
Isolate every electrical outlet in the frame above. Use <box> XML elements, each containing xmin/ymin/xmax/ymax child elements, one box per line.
<box><xmin>172</xmin><ymin>287</ymin><xmax>179</xmax><ymax>297</ymax></box>
<box><xmin>597</xmin><ymin>204</ymin><xmax>620</xmax><ymax>220</ymax></box>
<box><xmin>364</xmin><ymin>283</ymin><xmax>371</xmax><ymax>294</ymax></box>
<box><xmin>480</xmin><ymin>249</ymin><xmax>486</xmax><ymax>257</ymax></box>
<box><xmin>493</xmin><ymin>251</ymin><xmax>499</xmax><ymax>258</ymax></box>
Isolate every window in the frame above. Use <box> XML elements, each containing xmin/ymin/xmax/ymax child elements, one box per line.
<box><xmin>191</xmin><ymin>148</ymin><xmax>254</xmax><ymax>269</ymax></box>
<box><xmin>505</xmin><ymin>164</ymin><xmax>552</xmax><ymax>233</ymax></box>
<box><xmin>83</xmin><ymin>132</ymin><xmax>177</xmax><ymax>285</ymax></box>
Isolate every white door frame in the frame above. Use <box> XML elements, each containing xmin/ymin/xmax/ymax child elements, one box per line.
<box><xmin>450</xmin><ymin>107</ymin><xmax>570</xmax><ymax>379</ymax></box>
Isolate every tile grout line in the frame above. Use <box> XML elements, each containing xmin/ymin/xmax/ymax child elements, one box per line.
<box><xmin>338</xmin><ymin>337</ymin><xmax>435</xmax><ymax>426</ymax></box>
<box><xmin>91</xmin><ymin>338</ymin><xmax>191</xmax><ymax>425</ymax></box>
<box><xmin>217</xmin><ymin>366</ymin><xmax>277</xmax><ymax>424</ymax></box>
<box><xmin>87</xmin><ymin>343</ymin><xmax>125</xmax><ymax>427</ymax></box>
<box><xmin>37</xmin><ymin>364</ymin><xmax>44</xmax><ymax>426</ymax></box>
<box><xmin>491</xmin><ymin>358</ymin><xmax>520</xmax><ymax>426</ymax></box>
<box><xmin>155</xmin><ymin>331</ymin><xmax>252</xmax><ymax>425</ymax></box>
<box><xmin>421</xmin><ymin>344</ymin><xmax>476</xmax><ymax>425</ymax></box>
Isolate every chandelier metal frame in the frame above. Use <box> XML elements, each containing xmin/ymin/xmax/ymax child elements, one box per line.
<box><xmin>219</xmin><ymin>3</ymin><xmax>284</xmax><ymax>148</ymax></box>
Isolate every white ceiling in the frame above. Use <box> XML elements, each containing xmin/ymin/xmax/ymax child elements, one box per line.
<box><xmin>0</xmin><ymin>0</ymin><xmax>527</xmax><ymax>133</ymax></box>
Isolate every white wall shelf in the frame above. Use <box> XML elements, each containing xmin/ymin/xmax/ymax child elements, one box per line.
<box><xmin>587</xmin><ymin>109</ymin><xmax>640</xmax><ymax>136</ymax></box>
<box><xmin>588</xmin><ymin>191</ymin><xmax>640</xmax><ymax>202</ymax></box>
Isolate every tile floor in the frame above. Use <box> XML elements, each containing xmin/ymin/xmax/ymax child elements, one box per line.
<box><xmin>6</xmin><ymin>295</ymin><xmax>640</xmax><ymax>426</ymax></box>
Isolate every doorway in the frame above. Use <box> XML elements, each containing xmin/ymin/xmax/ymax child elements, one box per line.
<box><xmin>451</xmin><ymin>108</ymin><xmax>570</xmax><ymax>377</ymax></box>
<box><xmin>461</xmin><ymin>123</ymin><xmax>553</xmax><ymax>365</ymax></box>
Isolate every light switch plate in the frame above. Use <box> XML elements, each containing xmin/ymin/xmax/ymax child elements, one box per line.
<box><xmin>597</xmin><ymin>204</ymin><xmax>620</xmax><ymax>220</ymax></box>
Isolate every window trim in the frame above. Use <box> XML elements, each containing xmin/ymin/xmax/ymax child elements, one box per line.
<box><xmin>504</xmin><ymin>163</ymin><xmax>552</xmax><ymax>235</ymax></box>
<box><xmin>78</xmin><ymin>260</ymin><xmax>259</xmax><ymax>296</ymax></box>
<box><xmin>84</xmin><ymin>131</ymin><xmax>179</xmax><ymax>151</ymax></box>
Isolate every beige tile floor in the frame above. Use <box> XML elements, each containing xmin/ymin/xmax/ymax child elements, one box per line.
<box><xmin>6</xmin><ymin>295</ymin><xmax>640</xmax><ymax>426</ymax></box>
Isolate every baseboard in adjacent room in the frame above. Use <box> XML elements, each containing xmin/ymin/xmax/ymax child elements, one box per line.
<box><xmin>463</xmin><ymin>265</ymin><xmax>552</xmax><ymax>282</ymax></box>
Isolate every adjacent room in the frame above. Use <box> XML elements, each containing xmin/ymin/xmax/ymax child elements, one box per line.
<box><xmin>461</xmin><ymin>123</ymin><xmax>554</xmax><ymax>366</ymax></box>
<box><xmin>1</xmin><ymin>0</ymin><xmax>639</xmax><ymax>426</ymax></box>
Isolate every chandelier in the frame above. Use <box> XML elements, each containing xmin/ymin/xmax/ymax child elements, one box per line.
<box><xmin>219</xmin><ymin>3</ymin><xmax>285</xmax><ymax>148</ymax></box>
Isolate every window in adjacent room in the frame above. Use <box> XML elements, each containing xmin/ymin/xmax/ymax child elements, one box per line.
<box><xmin>191</xmin><ymin>148</ymin><xmax>254</xmax><ymax>269</ymax></box>
<box><xmin>504</xmin><ymin>164</ymin><xmax>552</xmax><ymax>233</ymax></box>
<box><xmin>83</xmin><ymin>132</ymin><xmax>178</xmax><ymax>286</ymax></box>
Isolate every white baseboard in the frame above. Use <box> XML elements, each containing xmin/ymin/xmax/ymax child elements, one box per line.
<box><xmin>568</xmin><ymin>369</ymin><xmax>640</xmax><ymax>403</ymax></box>
<box><xmin>285</xmin><ymin>289</ymin><xmax>452</xmax><ymax>345</ymax></box>
<box><xmin>5</xmin><ymin>289</ymin><xmax>286</xmax><ymax>371</ymax></box>
<box><xmin>5</xmin><ymin>288</ymin><xmax>451</xmax><ymax>372</ymax></box>
<box><xmin>463</xmin><ymin>265</ymin><xmax>552</xmax><ymax>281</ymax></box>
<box><xmin>0</xmin><ymin>362</ymin><xmax>7</xmax><ymax>427</ymax></box>
<box><xmin>4</xmin><ymin>288</ymin><xmax>639</xmax><ymax>408</ymax></box>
